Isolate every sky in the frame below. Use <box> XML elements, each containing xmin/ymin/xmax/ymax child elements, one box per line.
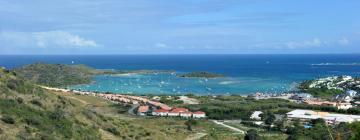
<box><xmin>0</xmin><ymin>0</ymin><xmax>359</xmax><ymax>54</ymax></box>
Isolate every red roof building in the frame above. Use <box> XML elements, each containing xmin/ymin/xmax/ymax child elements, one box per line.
<box><xmin>138</xmin><ymin>105</ymin><xmax>149</xmax><ymax>113</ymax></box>
<box><xmin>170</xmin><ymin>108</ymin><xmax>189</xmax><ymax>113</ymax></box>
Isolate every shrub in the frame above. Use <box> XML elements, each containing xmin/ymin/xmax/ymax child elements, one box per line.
<box><xmin>105</xmin><ymin>127</ymin><xmax>120</xmax><ymax>135</ymax></box>
<box><xmin>31</xmin><ymin>99</ymin><xmax>42</xmax><ymax>107</ymax></box>
<box><xmin>25</xmin><ymin>117</ymin><xmax>41</xmax><ymax>126</ymax></box>
<box><xmin>1</xmin><ymin>115</ymin><xmax>15</xmax><ymax>124</ymax></box>
<box><xmin>16</xmin><ymin>97</ymin><xmax>24</xmax><ymax>104</ymax></box>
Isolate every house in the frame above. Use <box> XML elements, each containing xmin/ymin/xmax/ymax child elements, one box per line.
<box><xmin>180</xmin><ymin>112</ymin><xmax>193</xmax><ymax>118</ymax></box>
<box><xmin>336</xmin><ymin>102</ymin><xmax>353</xmax><ymax>110</ymax></box>
<box><xmin>346</xmin><ymin>90</ymin><xmax>357</xmax><ymax>97</ymax></box>
<box><xmin>152</xmin><ymin>109</ymin><xmax>169</xmax><ymax>116</ymax></box>
<box><xmin>192</xmin><ymin>111</ymin><xmax>206</xmax><ymax>118</ymax></box>
<box><xmin>137</xmin><ymin>105</ymin><xmax>149</xmax><ymax>116</ymax></box>
<box><xmin>250</xmin><ymin>111</ymin><xmax>263</xmax><ymax>120</ymax></box>
<box><xmin>333</xmin><ymin>90</ymin><xmax>358</xmax><ymax>102</ymax></box>
<box><xmin>168</xmin><ymin>108</ymin><xmax>189</xmax><ymax>117</ymax></box>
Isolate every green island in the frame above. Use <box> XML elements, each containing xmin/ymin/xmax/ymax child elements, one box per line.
<box><xmin>1</xmin><ymin>63</ymin><xmax>360</xmax><ymax>140</ymax></box>
<box><xmin>178</xmin><ymin>71</ymin><xmax>224</xmax><ymax>78</ymax></box>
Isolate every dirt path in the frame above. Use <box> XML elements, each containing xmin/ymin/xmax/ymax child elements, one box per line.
<box><xmin>185</xmin><ymin>133</ymin><xmax>207</xmax><ymax>140</ymax></box>
<box><xmin>212</xmin><ymin>120</ymin><xmax>246</xmax><ymax>134</ymax></box>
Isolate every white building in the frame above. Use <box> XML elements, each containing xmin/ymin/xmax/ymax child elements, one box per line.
<box><xmin>152</xmin><ymin>109</ymin><xmax>169</xmax><ymax>116</ymax></box>
<box><xmin>180</xmin><ymin>112</ymin><xmax>192</xmax><ymax>118</ymax></box>
<box><xmin>192</xmin><ymin>111</ymin><xmax>206</xmax><ymax>118</ymax></box>
<box><xmin>286</xmin><ymin>109</ymin><xmax>360</xmax><ymax>124</ymax></box>
<box><xmin>250</xmin><ymin>111</ymin><xmax>263</xmax><ymax>120</ymax></box>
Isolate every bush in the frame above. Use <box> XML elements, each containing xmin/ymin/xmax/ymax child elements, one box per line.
<box><xmin>105</xmin><ymin>126</ymin><xmax>120</xmax><ymax>135</ymax></box>
<box><xmin>25</xmin><ymin>117</ymin><xmax>41</xmax><ymax>126</ymax></box>
<box><xmin>1</xmin><ymin>115</ymin><xmax>15</xmax><ymax>124</ymax></box>
<box><xmin>31</xmin><ymin>99</ymin><xmax>42</xmax><ymax>107</ymax></box>
<box><xmin>245</xmin><ymin>129</ymin><xmax>261</xmax><ymax>140</ymax></box>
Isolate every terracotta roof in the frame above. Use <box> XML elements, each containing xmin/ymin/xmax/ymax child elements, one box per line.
<box><xmin>138</xmin><ymin>106</ymin><xmax>149</xmax><ymax>113</ymax></box>
<box><xmin>180</xmin><ymin>111</ymin><xmax>193</xmax><ymax>114</ymax></box>
<box><xmin>193</xmin><ymin>111</ymin><xmax>206</xmax><ymax>114</ymax></box>
<box><xmin>170</xmin><ymin>108</ymin><xmax>189</xmax><ymax>113</ymax></box>
<box><xmin>154</xmin><ymin>109</ymin><xmax>169</xmax><ymax>113</ymax></box>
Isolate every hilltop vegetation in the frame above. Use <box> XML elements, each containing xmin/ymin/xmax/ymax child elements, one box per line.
<box><xmin>299</xmin><ymin>76</ymin><xmax>360</xmax><ymax>98</ymax></box>
<box><xmin>13</xmin><ymin>63</ymin><xmax>117</xmax><ymax>87</ymax></box>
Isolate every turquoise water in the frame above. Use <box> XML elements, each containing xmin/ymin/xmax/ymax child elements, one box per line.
<box><xmin>69</xmin><ymin>73</ymin><xmax>294</xmax><ymax>95</ymax></box>
<box><xmin>1</xmin><ymin>54</ymin><xmax>360</xmax><ymax>95</ymax></box>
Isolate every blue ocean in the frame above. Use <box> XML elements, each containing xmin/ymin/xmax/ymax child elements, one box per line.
<box><xmin>1</xmin><ymin>54</ymin><xmax>360</xmax><ymax>95</ymax></box>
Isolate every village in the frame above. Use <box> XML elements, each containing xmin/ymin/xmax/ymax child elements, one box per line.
<box><xmin>41</xmin><ymin>86</ymin><xmax>207</xmax><ymax>119</ymax></box>
<box><xmin>41</xmin><ymin>85</ymin><xmax>360</xmax><ymax>128</ymax></box>
<box><xmin>250</xmin><ymin>89</ymin><xmax>360</xmax><ymax>126</ymax></box>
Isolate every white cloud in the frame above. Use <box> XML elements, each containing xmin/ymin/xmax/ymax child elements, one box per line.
<box><xmin>284</xmin><ymin>38</ymin><xmax>326</xmax><ymax>49</ymax></box>
<box><xmin>0</xmin><ymin>30</ymin><xmax>98</xmax><ymax>48</ymax></box>
<box><xmin>154</xmin><ymin>43</ymin><xmax>168</xmax><ymax>48</ymax></box>
<box><xmin>338</xmin><ymin>37</ymin><xmax>349</xmax><ymax>45</ymax></box>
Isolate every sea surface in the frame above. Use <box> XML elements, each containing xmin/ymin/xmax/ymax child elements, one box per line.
<box><xmin>1</xmin><ymin>54</ymin><xmax>360</xmax><ymax>95</ymax></box>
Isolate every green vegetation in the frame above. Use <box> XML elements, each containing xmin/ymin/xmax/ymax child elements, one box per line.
<box><xmin>14</xmin><ymin>63</ymin><xmax>118</xmax><ymax>87</ymax></box>
<box><xmin>245</xmin><ymin>129</ymin><xmax>261</xmax><ymax>140</ymax></box>
<box><xmin>304</xmin><ymin>88</ymin><xmax>343</xmax><ymax>98</ymax></box>
<box><xmin>182</xmin><ymin>95</ymin><xmax>360</xmax><ymax>120</ymax></box>
<box><xmin>286</xmin><ymin>119</ymin><xmax>360</xmax><ymax>140</ymax></box>
<box><xmin>178</xmin><ymin>71</ymin><xmax>224</xmax><ymax>78</ymax></box>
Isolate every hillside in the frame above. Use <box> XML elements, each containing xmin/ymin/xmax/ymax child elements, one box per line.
<box><xmin>299</xmin><ymin>76</ymin><xmax>360</xmax><ymax>98</ymax></box>
<box><xmin>0</xmin><ymin>67</ymin><xmax>249</xmax><ymax>140</ymax></box>
<box><xmin>13</xmin><ymin>63</ymin><xmax>113</xmax><ymax>87</ymax></box>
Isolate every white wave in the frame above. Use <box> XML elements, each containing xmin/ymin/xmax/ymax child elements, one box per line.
<box><xmin>311</xmin><ymin>63</ymin><xmax>360</xmax><ymax>66</ymax></box>
<box><xmin>219</xmin><ymin>81</ymin><xmax>239</xmax><ymax>85</ymax></box>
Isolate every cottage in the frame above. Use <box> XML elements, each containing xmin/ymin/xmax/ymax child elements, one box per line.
<box><xmin>152</xmin><ymin>109</ymin><xmax>169</xmax><ymax>116</ymax></box>
<box><xmin>180</xmin><ymin>112</ymin><xmax>192</xmax><ymax>118</ymax></box>
<box><xmin>168</xmin><ymin>108</ymin><xmax>189</xmax><ymax>117</ymax></box>
<box><xmin>192</xmin><ymin>111</ymin><xmax>206</xmax><ymax>118</ymax></box>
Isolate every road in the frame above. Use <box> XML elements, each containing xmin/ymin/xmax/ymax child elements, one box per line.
<box><xmin>128</xmin><ymin>104</ymin><xmax>140</xmax><ymax>115</ymax></box>
<box><xmin>211</xmin><ymin>120</ymin><xmax>246</xmax><ymax>134</ymax></box>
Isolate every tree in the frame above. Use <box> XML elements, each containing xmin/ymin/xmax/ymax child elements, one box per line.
<box><xmin>260</xmin><ymin>112</ymin><xmax>276</xmax><ymax>125</ymax></box>
<box><xmin>185</xmin><ymin>119</ymin><xmax>198</xmax><ymax>131</ymax></box>
<box><xmin>245</xmin><ymin>129</ymin><xmax>261</xmax><ymax>140</ymax></box>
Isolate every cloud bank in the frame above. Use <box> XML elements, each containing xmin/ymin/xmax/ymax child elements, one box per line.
<box><xmin>0</xmin><ymin>31</ymin><xmax>98</xmax><ymax>48</ymax></box>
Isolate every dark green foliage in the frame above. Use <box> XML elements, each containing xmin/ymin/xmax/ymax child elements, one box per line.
<box><xmin>261</xmin><ymin>112</ymin><xmax>276</xmax><ymax>125</ymax></box>
<box><xmin>14</xmin><ymin>63</ymin><xmax>99</xmax><ymax>87</ymax></box>
<box><xmin>160</xmin><ymin>96</ymin><xmax>184</xmax><ymax>105</ymax></box>
<box><xmin>305</xmin><ymin>88</ymin><xmax>343</xmax><ymax>98</ymax></box>
<box><xmin>185</xmin><ymin>119</ymin><xmax>198</xmax><ymax>131</ymax></box>
<box><xmin>1</xmin><ymin>115</ymin><xmax>15</xmax><ymax>124</ymax></box>
<box><xmin>31</xmin><ymin>99</ymin><xmax>43</xmax><ymax>107</ymax></box>
<box><xmin>245</xmin><ymin>129</ymin><xmax>261</xmax><ymax>140</ymax></box>
<box><xmin>178</xmin><ymin>71</ymin><xmax>224</xmax><ymax>78</ymax></box>
<box><xmin>105</xmin><ymin>126</ymin><xmax>120</xmax><ymax>135</ymax></box>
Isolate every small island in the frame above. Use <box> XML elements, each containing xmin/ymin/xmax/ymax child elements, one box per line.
<box><xmin>178</xmin><ymin>71</ymin><xmax>224</xmax><ymax>78</ymax></box>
